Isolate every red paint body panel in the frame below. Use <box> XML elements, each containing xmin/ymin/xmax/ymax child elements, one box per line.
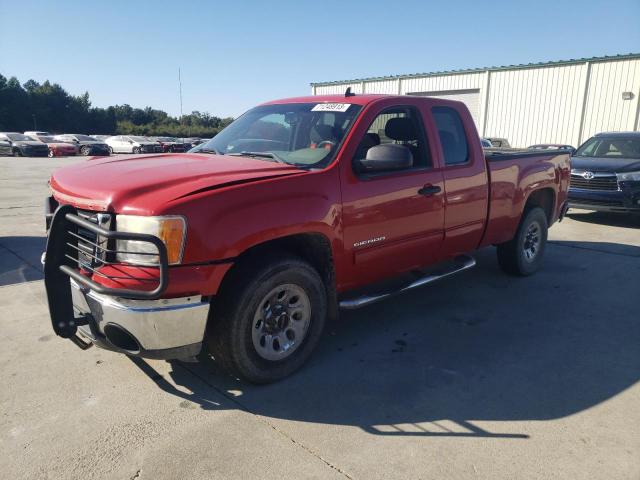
<box><xmin>48</xmin><ymin>95</ymin><xmax>570</xmax><ymax>299</ymax></box>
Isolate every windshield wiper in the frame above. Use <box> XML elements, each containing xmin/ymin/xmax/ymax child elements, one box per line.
<box><xmin>228</xmin><ymin>151</ymin><xmax>286</xmax><ymax>163</ymax></box>
<box><xmin>197</xmin><ymin>148</ymin><xmax>221</xmax><ymax>155</ymax></box>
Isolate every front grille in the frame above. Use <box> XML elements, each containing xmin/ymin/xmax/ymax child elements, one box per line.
<box><xmin>74</xmin><ymin>211</ymin><xmax>112</xmax><ymax>268</ymax></box>
<box><xmin>570</xmin><ymin>174</ymin><xmax>619</xmax><ymax>191</ymax></box>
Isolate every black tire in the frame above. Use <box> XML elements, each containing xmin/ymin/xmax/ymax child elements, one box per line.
<box><xmin>13</xmin><ymin>148</ymin><xmax>22</xmax><ymax>157</ymax></box>
<box><xmin>132</xmin><ymin>147</ymin><xmax>141</xmax><ymax>154</ymax></box>
<box><xmin>108</xmin><ymin>146</ymin><xmax>114</xmax><ymax>154</ymax></box>
<box><xmin>497</xmin><ymin>207</ymin><xmax>548</xmax><ymax>276</ymax></box>
<box><xmin>47</xmin><ymin>149</ymin><xmax>55</xmax><ymax>158</ymax></box>
<box><xmin>206</xmin><ymin>254</ymin><xmax>327</xmax><ymax>384</ymax></box>
<box><xmin>80</xmin><ymin>146</ymin><xmax>91</xmax><ymax>156</ymax></box>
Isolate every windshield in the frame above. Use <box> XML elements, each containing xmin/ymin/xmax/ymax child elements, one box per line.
<box><xmin>575</xmin><ymin>136</ymin><xmax>640</xmax><ymax>159</ymax></box>
<box><xmin>193</xmin><ymin>102</ymin><xmax>362</xmax><ymax>167</ymax></box>
<box><xmin>129</xmin><ymin>136</ymin><xmax>150</xmax><ymax>142</ymax></box>
<box><xmin>7</xmin><ymin>133</ymin><xmax>33</xmax><ymax>141</ymax></box>
<box><xmin>156</xmin><ymin>137</ymin><xmax>175</xmax><ymax>142</ymax></box>
<box><xmin>75</xmin><ymin>134</ymin><xmax>97</xmax><ymax>141</ymax></box>
<box><xmin>39</xmin><ymin>136</ymin><xmax>56</xmax><ymax>142</ymax></box>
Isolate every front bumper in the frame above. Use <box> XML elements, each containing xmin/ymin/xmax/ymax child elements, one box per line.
<box><xmin>568</xmin><ymin>187</ymin><xmax>640</xmax><ymax>213</ymax></box>
<box><xmin>43</xmin><ymin>205</ymin><xmax>210</xmax><ymax>359</ymax></box>
<box><xmin>71</xmin><ymin>280</ymin><xmax>209</xmax><ymax>359</ymax></box>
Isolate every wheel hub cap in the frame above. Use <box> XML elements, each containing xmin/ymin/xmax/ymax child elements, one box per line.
<box><xmin>523</xmin><ymin>222</ymin><xmax>541</xmax><ymax>262</ymax></box>
<box><xmin>252</xmin><ymin>284</ymin><xmax>311</xmax><ymax>361</ymax></box>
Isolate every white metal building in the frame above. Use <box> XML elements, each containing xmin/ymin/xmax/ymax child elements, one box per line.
<box><xmin>311</xmin><ymin>53</ymin><xmax>640</xmax><ymax>148</ymax></box>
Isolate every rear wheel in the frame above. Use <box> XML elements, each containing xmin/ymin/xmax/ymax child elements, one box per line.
<box><xmin>47</xmin><ymin>149</ymin><xmax>55</xmax><ymax>158</ymax></box>
<box><xmin>206</xmin><ymin>255</ymin><xmax>327</xmax><ymax>384</ymax></box>
<box><xmin>108</xmin><ymin>146</ymin><xmax>114</xmax><ymax>154</ymax></box>
<box><xmin>497</xmin><ymin>207</ymin><xmax>548</xmax><ymax>276</ymax></box>
<box><xmin>13</xmin><ymin>148</ymin><xmax>22</xmax><ymax>157</ymax></box>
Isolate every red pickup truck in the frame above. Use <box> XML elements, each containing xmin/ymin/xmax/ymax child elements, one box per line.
<box><xmin>43</xmin><ymin>94</ymin><xmax>570</xmax><ymax>383</ymax></box>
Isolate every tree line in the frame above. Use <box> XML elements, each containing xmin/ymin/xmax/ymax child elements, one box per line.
<box><xmin>0</xmin><ymin>74</ymin><xmax>234</xmax><ymax>137</ymax></box>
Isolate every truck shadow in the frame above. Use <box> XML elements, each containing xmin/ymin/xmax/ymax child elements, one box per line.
<box><xmin>137</xmin><ymin>242</ymin><xmax>639</xmax><ymax>439</ymax></box>
<box><xmin>0</xmin><ymin>236</ymin><xmax>45</xmax><ymax>287</ymax></box>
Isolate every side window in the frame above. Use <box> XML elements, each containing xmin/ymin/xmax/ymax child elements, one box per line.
<box><xmin>354</xmin><ymin>106</ymin><xmax>430</xmax><ymax>169</ymax></box>
<box><xmin>432</xmin><ymin>107</ymin><xmax>469</xmax><ymax>165</ymax></box>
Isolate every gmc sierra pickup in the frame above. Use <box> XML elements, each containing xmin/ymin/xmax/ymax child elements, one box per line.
<box><xmin>43</xmin><ymin>94</ymin><xmax>570</xmax><ymax>383</ymax></box>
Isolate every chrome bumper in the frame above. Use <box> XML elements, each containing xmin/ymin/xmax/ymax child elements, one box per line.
<box><xmin>71</xmin><ymin>280</ymin><xmax>210</xmax><ymax>359</ymax></box>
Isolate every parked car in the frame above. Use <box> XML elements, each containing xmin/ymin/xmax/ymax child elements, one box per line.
<box><xmin>0</xmin><ymin>132</ymin><xmax>49</xmax><ymax>157</ymax></box>
<box><xmin>53</xmin><ymin>134</ymin><xmax>110</xmax><ymax>156</ymax></box>
<box><xmin>480</xmin><ymin>138</ymin><xmax>493</xmax><ymax>148</ymax></box>
<box><xmin>485</xmin><ymin>137</ymin><xmax>511</xmax><ymax>148</ymax></box>
<box><xmin>31</xmin><ymin>135</ymin><xmax>79</xmax><ymax>157</ymax></box>
<box><xmin>529</xmin><ymin>143</ymin><xmax>576</xmax><ymax>154</ymax></box>
<box><xmin>568</xmin><ymin>131</ymin><xmax>640</xmax><ymax>213</ymax></box>
<box><xmin>24</xmin><ymin>130</ymin><xmax>52</xmax><ymax>137</ymax></box>
<box><xmin>43</xmin><ymin>94</ymin><xmax>570</xmax><ymax>383</ymax></box>
<box><xmin>105</xmin><ymin>135</ymin><xmax>163</xmax><ymax>154</ymax></box>
<box><xmin>186</xmin><ymin>137</ymin><xmax>207</xmax><ymax>146</ymax></box>
<box><xmin>152</xmin><ymin>136</ymin><xmax>189</xmax><ymax>153</ymax></box>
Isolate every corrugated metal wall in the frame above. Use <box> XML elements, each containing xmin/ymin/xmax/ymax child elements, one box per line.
<box><xmin>312</xmin><ymin>56</ymin><xmax>640</xmax><ymax>148</ymax></box>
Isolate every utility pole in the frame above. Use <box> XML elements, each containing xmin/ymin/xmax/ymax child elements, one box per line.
<box><xmin>178</xmin><ymin>68</ymin><xmax>184</xmax><ymax>140</ymax></box>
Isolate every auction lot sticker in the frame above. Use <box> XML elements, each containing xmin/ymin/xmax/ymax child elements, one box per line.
<box><xmin>311</xmin><ymin>103</ymin><xmax>351</xmax><ymax>112</ymax></box>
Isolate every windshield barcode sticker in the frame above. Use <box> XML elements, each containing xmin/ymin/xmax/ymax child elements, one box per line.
<box><xmin>311</xmin><ymin>103</ymin><xmax>351</xmax><ymax>112</ymax></box>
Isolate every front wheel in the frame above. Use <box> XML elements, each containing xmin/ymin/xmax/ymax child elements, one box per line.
<box><xmin>80</xmin><ymin>146</ymin><xmax>91</xmax><ymax>156</ymax></box>
<box><xmin>132</xmin><ymin>146</ymin><xmax>141</xmax><ymax>154</ymax></box>
<box><xmin>497</xmin><ymin>207</ymin><xmax>548</xmax><ymax>276</ymax></box>
<box><xmin>47</xmin><ymin>149</ymin><xmax>55</xmax><ymax>158</ymax></box>
<box><xmin>13</xmin><ymin>148</ymin><xmax>22</xmax><ymax>157</ymax></box>
<box><xmin>206</xmin><ymin>255</ymin><xmax>327</xmax><ymax>383</ymax></box>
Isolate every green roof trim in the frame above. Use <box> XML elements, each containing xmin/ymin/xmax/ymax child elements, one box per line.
<box><xmin>311</xmin><ymin>53</ymin><xmax>640</xmax><ymax>86</ymax></box>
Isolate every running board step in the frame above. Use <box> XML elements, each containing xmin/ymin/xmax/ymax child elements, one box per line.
<box><xmin>339</xmin><ymin>254</ymin><xmax>476</xmax><ymax>310</ymax></box>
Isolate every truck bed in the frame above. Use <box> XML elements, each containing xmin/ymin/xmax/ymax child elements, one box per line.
<box><xmin>480</xmin><ymin>150</ymin><xmax>571</xmax><ymax>247</ymax></box>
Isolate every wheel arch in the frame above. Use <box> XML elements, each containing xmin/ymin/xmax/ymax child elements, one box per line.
<box><xmin>523</xmin><ymin>187</ymin><xmax>555</xmax><ymax>225</ymax></box>
<box><xmin>212</xmin><ymin>232</ymin><xmax>338</xmax><ymax>324</ymax></box>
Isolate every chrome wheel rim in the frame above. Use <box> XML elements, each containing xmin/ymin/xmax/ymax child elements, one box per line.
<box><xmin>251</xmin><ymin>284</ymin><xmax>311</xmax><ymax>361</ymax></box>
<box><xmin>523</xmin><ymin>221</ymin><xmax>541</xmax><ymax>262</ymax></box>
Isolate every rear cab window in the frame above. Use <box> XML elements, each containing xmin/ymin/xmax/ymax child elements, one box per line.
<box><xmin>432</xmin><ymin>106</ymin><xmax>469</xmax><ymax>166</ymax></box>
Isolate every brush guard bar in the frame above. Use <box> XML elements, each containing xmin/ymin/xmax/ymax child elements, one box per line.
<box><xmin>44</xmin><ymin>204</ymin><xmax>169</xmax><ymax>339</ymax></box>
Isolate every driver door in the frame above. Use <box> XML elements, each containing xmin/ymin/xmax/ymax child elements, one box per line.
<box><xmin>339</xmin><ymin>101</ymin><xmax>445</xmax><ymax>290</ymax></box>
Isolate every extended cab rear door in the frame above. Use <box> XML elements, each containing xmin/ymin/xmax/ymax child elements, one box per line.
<box><xmin>338</xmin><ymin>98</ymin><xmax>445</xmax><ymax>290</ymax></box>
<box><xmin>429</xmin><ymin>103</ymin><xmax>489</xmax><ymax>257</ymax></box>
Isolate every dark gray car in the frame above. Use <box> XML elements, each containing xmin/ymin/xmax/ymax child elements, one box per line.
<box><xmin>0</xmin><ymin>132</ymin><xmax>49</xmax><ymax>157</ymax></box>
<box><xmin>53</xmin><ymin>134</ymin><xmax>110</xmax><ymax>156</ymax></box>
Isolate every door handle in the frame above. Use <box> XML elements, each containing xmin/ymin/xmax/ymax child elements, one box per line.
<box><xmin>418</xmin><ymin>185</ymin><xmax>441</xmax><ymax>197</ymax></box>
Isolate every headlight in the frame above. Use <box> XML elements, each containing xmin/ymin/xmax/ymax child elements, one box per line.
<box><xmin>616</xmin><ymin>171</ymin><xmax>640</xmax><ymax>182</ymax></box>
<box><xmin>115</xmin><ymin>215</ymin><xmax>186</xmax><ymax>265</ymax></box>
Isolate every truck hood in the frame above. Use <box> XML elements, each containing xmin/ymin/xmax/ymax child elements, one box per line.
<box><xmin>50</xmin><ymin>152</ymin><xmax>305</xmax><ymax>213</ymax></box>
<box><xmin>571</xmin><ymin>156</ymin><xmax>640</xmax><ymax>173</ymax></box>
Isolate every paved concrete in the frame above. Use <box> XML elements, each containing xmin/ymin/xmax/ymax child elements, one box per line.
<box><xmin>1</xmin><ymin>156</ymin><xmax>639</xmax><ymax>480</ymax></box>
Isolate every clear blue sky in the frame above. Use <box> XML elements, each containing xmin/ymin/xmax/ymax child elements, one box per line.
<box><xmin>1</xmin><ymin>0</ymin><xmax>638</xmax><ymax>118</ymax></box>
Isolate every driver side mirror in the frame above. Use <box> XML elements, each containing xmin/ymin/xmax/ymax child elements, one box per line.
<box><xmin>354</xmin><ymin>144</ymin><xmax>413</xmax><ymax>173</ymax></box>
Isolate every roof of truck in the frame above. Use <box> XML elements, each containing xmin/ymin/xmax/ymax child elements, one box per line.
<box><xmin>260</xmin><ymin>94</ymin><xmax>399</xmax><ymax>107</ymax></box>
